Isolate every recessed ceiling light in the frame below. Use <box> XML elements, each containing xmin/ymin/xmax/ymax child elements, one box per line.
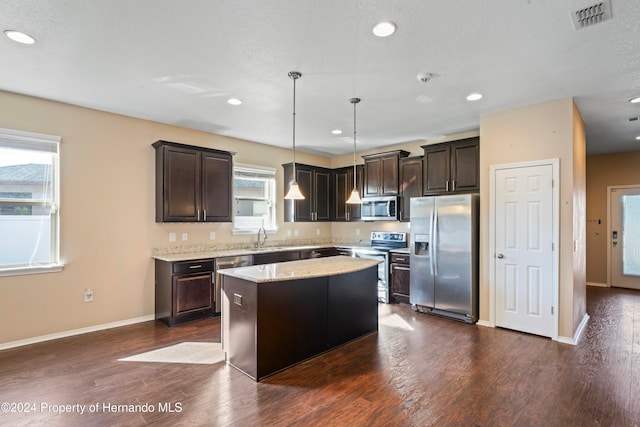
<box><xmin>373</xmin><ymin>21</ymin><xmax>397</xmax><ymax>37</ymax></box>
<box><xmin>331</xmin><ymin>129</ymin><xmax>342</xmax><ymax>135</ymax></box>
<box><xmin>630</xmin><ymin>97</ymin><xmax>640</xmax><ymax>104</ymax></box>
<box><xmin>4</xmin><ymin>30</ymin><xmax>36</xmax><ymax>45</ymax></box>
<box><xmin>227</xmin><ymin>98</ymin><xmax>242</xmax><ymax>105</ymax></box>
<box><xmin>466</xmin><ymin>93</ymin><xmax>483</xmax><ymax>101</ymax></box>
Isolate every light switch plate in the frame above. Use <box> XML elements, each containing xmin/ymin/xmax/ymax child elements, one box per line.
<box><xmin>169</xmin><ymin>232</ymin><xmax>176</xmax><ymax>242</ymax></box>
<box><xmin>210</xmin><ymin>231</ymin><xmax>216</xmax><ymax>240</ymax></box>
<box><xmin>182</xmin><ymin>232</ymin><xmax>188</xmax><ymax>241</ymax></box>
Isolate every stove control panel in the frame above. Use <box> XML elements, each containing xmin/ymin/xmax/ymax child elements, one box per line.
<box><xmin>370</xmin><ymin>232</ymin><xmax>407</xmax><ymax>244</ymax></box>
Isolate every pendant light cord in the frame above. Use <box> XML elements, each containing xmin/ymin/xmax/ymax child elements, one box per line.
<box><xmin>289</xmin><ymin>71</ymin><xmax>301</xmax><ymax>180</ymax></box>
<box><xmin>350</xmin><ymin>98</ymin><xmax>361</xmax><ymax>190</ymax></box>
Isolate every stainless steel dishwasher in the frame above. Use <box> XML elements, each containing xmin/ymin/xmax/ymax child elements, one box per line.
<box><xmin>214</xmin><ymin>255</ymin><xmax>253</xmax><ymax>314</ymax></box>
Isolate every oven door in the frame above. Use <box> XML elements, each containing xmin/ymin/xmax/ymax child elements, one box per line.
<box><xmin>351</xmin><ymin>249</ymin><xmax>389</xmax><ymax>303</ymax></box>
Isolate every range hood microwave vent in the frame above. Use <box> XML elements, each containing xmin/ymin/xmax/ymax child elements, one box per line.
<box><xmin>570</xmin><ymin>0</ymin><xmax>612</xmax><ymax>30</ymax></box>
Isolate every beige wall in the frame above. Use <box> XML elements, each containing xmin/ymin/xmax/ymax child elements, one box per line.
<box><xmin>0</xmin><ymin>88</ymin><xmax>477</xmax><ymax>345</ymax></box>
<box><xmin>0</xmin><ymin>90</ymin><xmax>334</xmax><ymax>344</ymax></box>
<box><xmin>586</xmin><ymin>151</ymin><xmax>640</xmax><ymax>284</ymax></box>
<box><xmin>479</xmin><ymin>98</ymin><xmax>586</xmax><ymax>339</ymax></box>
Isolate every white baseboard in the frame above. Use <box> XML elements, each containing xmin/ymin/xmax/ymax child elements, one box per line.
<box><xmin>476</xmin><ymin>319</ymin><xmax>494</xmax><ymax>328</ymax></box>
<box><xmin>557</xmin><ymin>313</ymin><xmax>590</xmax><ymax>345</ymax></box>
<box><xmin>587</xmin><ymin>282</ymin><xmax>608</xmax><ymax>288</ymax></box>
<box><xmin>0</xmin><ymin>315</ymin><xmax>155</xmax><ymax>351</ymax></box>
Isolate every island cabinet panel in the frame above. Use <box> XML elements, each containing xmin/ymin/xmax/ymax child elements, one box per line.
<box><xmin>153</xmin><ymin>140</ymin><xmax>233</xmax><ymax>222</ymax></box>
<box><xmin>222</xmin><ymin>263</ymin><xmax>378</xmax><ymax>381</ymax></box>
<box><xmin>327</xmin><ymin>268</ymin><xmax>378</xmax><ymax>347</ymax></box>
<box><xmin>422</xmin><ymin>137</ymin><xmax>479</xmax><ymax>196</ymax></box>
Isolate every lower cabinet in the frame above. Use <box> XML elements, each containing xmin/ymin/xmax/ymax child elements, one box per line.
<box><xmin>390</xmin><ymin>252</ymin><xmax>410</xmax><ymax>304</ymax></box>
<box><xmin>155</xmin><ymin>259</ymin><xmax>215</xmax><ymax>326</ymax></box>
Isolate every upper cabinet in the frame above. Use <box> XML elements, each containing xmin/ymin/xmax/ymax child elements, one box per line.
<box><xmin>333</xmin><ymin>165</ymin><xmax>363</xmax><ymax>222</ymax></box>
<box><xmin>283</xmin><ymin>163</ymin><xmax>332</xmax><ymax>222</ymax></box>
<box><xmin>422</xmin><ymin>137</ymin><xmax>479</xmax><ymax>196</ymax></box>
<box><xmin>362</xmin><ymin>150</ymin><xmax>410</xmax><ymax>197</ymax></box>
<box><xmin>153</xmin><ymin>140</ymin><xmax>234</xmax><ymax>222</ymax></box>
<box><xmin>399</xmin><ymin>156</ymin><xmax>423</xmax><ymax>222</ymax></box>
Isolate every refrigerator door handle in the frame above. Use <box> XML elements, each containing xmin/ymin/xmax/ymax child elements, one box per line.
<box><xmin>432</xmin><ymin>207</ymin><xmax>438</xmax><ymax>276</ymax></box>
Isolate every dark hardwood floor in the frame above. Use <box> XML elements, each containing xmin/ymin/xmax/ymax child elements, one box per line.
<box><xmin>1</xmin><ymin>286</ymin><xmax>639</xmax><ymax>426</ymax></box>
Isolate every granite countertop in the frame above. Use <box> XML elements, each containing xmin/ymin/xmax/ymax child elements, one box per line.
<box><xmin>153</xmin><ymin>245</ymin><xmax>335</xmax><ymax>262</ymax></box>
<box><xmin>389</xmin><ymin>247</ymin><xmax>410</xmax><ymax>254</ymax></box>
<box><xmin>217</xmin><ymin>256</ymin><xmax>381</xmax><ymax>283</ymax></box>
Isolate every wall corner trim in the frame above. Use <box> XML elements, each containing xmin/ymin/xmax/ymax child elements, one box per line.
<box><xmin>0</xmin><ymin>315</ymin><xmax>156</xmax><ymax>351</ymax></box>
<box><xmin>476</xmin><ymin>320</ymin><xmax>494</xmax><ymax>328</ymax></box>
<box><xmin>557</xmin><ymin>313</ymin><xmax>590</xmax><ymax>345</ymax></box>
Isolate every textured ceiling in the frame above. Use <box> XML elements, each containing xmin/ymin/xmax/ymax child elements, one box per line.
<box><xmin>1</xmin><ymin>0</ymin><xmax>639</xmax><ymax>156</ymax></box>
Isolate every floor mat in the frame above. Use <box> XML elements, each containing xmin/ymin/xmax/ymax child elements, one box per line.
<box><xmin>118</xmin><ymin>342</ymin><xmax>225</xmax><ymax>365</ymax></box>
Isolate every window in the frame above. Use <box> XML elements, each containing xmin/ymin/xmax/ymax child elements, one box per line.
<box><xmin>233</xmin><ymin>164</ymin><xmax>276</xmax><ymax>233</ymax></box>
<box><xmin>0</xmin><ymin>128</ymin><xmax>61</xmax><ymax>275</ymax></box>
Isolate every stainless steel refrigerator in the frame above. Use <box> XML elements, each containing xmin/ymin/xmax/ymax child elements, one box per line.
<box><xmin>410</xmin><ymin>194</ymin><xmax>479</xmax><ymax>323</ymax></box>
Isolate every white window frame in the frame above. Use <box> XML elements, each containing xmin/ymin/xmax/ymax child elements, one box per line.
<box><xmin>232</xmin><ymin>163</ymin><xmax>277</xmax><ymax>234</ymax></box>
<box><xmin>0</xmin><ymin>128</ymin><xmax>62</xmax><ymax>277</ymax></box>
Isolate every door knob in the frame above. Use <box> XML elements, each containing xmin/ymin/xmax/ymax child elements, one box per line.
<box><xmin>496</xmin><ymin>253</ymin><xmax>504</xmax><ymax>259</ymax></box>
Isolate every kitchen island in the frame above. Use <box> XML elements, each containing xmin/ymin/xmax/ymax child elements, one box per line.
<box><xmin>218</xmin><ymin>256</ymin><xmax>380</xmax><ymax>381</ymax></box>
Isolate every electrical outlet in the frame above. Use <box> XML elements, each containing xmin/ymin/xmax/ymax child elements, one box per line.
<box><xmin>84</xmin><ymin>289</ymin><xmax>93</xmax><ymax>303</ymax></box>
<box><xmin>181</xmin><ymin>232</ymin><xmax>188</xmax><ymax>241</ymax></box>
<box><xmin>287</xmin><ymin>229</ymin><xmax>291</xmax><ymax>237</ymax></box>
<box><xmin>294</xmin><ymin>229</ymin><xmax>299</xmax><ymax>236</ymax></box>
<box><xmin>169</xmin><ymin>232</ymin><xmax>176</xmax><ymax>242</ymax></box>
<box><xmin>356</xmin><ymin>228</ymin><xmax>360</xmax><ymax>236</ymax></box>
<box><xmin>210</xmin><ymin>231</ymin><xmax>216</xmax><ymax>240</ymax></box>
<box><xmin>316</xmin><ymin>228</ymin><xmax>320</xmax><ymax>236</ymax></box>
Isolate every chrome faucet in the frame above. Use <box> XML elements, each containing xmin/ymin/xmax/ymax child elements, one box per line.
<box><xmin>256</xmin><ymin>226</ymin><xmax>268</xmax><ymax>248</ymax></box>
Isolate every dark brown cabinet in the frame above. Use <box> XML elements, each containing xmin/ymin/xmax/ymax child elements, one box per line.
<box><xmin>399</xmin><ymin>156</ymin><xmax>423</xmax><ymax>221</ymax></box>
<box><xmin>362</xmin><ymin>150</ymin><xmax>410</xmax><ymax>197</ymax></box>
<box><xmin>153</xmin><ymin>140</ymin><xmax>233</xmax><ymax>222</ymax></box>
<box><xmin>422</xmin><ymin>137</ymin><xmax>479</xmax><ymax>196</ymax></box>
<box><xmin>390</xmin><ymin>252</ymin><xmax>410</xmax><ymax>304</ymax></box>
<box><xmin>333</xmin><ymin>165</ymin><xmax>363</xmax><ymax>222</ymax></box>
<box><xmin>283</xmin><ymin>163</ymin><xmax>331</xmax><ymax>222</ymax></box>
<box><xmin>155</xmin><ymin>259</ymin><xmax>215</xmax><ymax>326</ymax></box>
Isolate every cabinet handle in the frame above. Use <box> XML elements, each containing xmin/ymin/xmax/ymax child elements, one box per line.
<box><xmin>452</xmin><ymin>180</ymin><xmax>456</xmax><ymax>192</ymax></box>
<box><xmin>446</xmin><ymin>181</ymin><xmax>449</xmax><ymax>192</ymax></box>
<box><xmin>203</xmin><ymin>209</ymin><xmax>206</xmax><ymax>220</ymax></box>
<box><xmin>197</xmin><ymin>209</ymin><xmax>200</xmax><ymax>221</ymax></box>
<box><xmin>395</xmin><ymin>257</ymin><xmax>406</xmax><ymax>262</ymax></box>
<box><xmin>189</xmin><ymin>265</ymin><xmax>203</xmax><ymax>269</ymax></box>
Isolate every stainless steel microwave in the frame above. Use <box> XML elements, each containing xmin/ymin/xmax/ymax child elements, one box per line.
<box><xmin>361</xmin><ymin>196</ymin><xmax>399</xmax><ymax>221</ymax></box>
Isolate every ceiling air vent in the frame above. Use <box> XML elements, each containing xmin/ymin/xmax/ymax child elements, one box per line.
<box><xmin>570</xmin><ymin>0</ymin><xmax>612</xmax><ymax>30</ymax></box>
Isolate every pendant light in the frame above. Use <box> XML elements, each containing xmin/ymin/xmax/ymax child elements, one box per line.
<box><xmin>284</xmin><ymin>71</ymin><xmax>305</xmax><ymax>200</ymax></box>
<box><xmin>346</xmin><ymin>97</ymin><xmax>362</xmax><ymax>204</ymax></box>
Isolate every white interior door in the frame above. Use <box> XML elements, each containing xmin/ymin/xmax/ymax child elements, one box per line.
<box><xmin>494</xmin><ymin>163</ymin><xmax>555</xmax><ymax>337</ymax></box>
<box><xmin>610</xmin><ymin>186</ymin><xmax>640</xmax><ymax>290</ymax></box>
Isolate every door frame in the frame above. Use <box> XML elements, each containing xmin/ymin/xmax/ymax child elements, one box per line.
<box><xmin>489</xmin><ymin>158</ymin><xmax>560</xmax><ymax>341</ymax></box>
<box><xmin>607</xmin><ymin>184</ymin><xmax>640</xmax><ymax>287</ymax></box>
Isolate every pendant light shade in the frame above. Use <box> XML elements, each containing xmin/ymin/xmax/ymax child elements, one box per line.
<box><xmin>284</xmin><ymin>71</ymin><xmax>306</xmax><ymax>200</ymax></box>
<box><xmin>346</xmin><ymin>97</ymin><xmax>362</xmax><ymax>205</ymax></box>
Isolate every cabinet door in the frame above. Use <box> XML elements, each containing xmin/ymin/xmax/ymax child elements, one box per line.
<box><xmin>202</xmin><ymin>152</ymin><xmax>233</xmax><ymax>222</ymax></box>
<box><xmin>347</xmin><ymin>166</ymin><xmax>363</xmax><ymax>221</ymax></box>
<box><xmin>450</xmin><ymin>139</ymin><xmax>479</xmax><ymax>193</ymax></box>
<box><xmin>390</xmin><ymin>263</ymin><xmax>411</xmax><ymax>303</ymax></box>
<box><xmin>364</xmin><ymin>158</ymin><xmax>381</xmax><ymax>196</ymax></box>
<box><xmin>333</xmin><ymin>169</ymin><xmax>349</xmax><ymax>221</ymax></box>
<box><xmin>423</xmin><ymin>145</ymin><xmax>451</xmax><ymax>195</ymax></box>
<box><xmin>173</xmin><ymin>273</ymin><xmax>212</xmax><ymax>316</ymax></box>
<box><xmin>314</xmin><ymin>169</ymin><xmax>332</xmax><ymax>221</ymax></box>
<box><xmin>294</xmin><ymin>167</ymin><xmax>314</xmax><ymax>221</ymax></box>
<box><xmin>399</xmin><ymin>157</ymin><xmax>423</xmax><ymax>221</ymax></box>
<box><xmin>162</xmin><ymin>146</ymin><xmax>201</xmax><ymax>222</ymax></box>
<box><xmin>381</xmin><ymin>155</ymin><xmax>400</xmax><ymax>195</ymax></box>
